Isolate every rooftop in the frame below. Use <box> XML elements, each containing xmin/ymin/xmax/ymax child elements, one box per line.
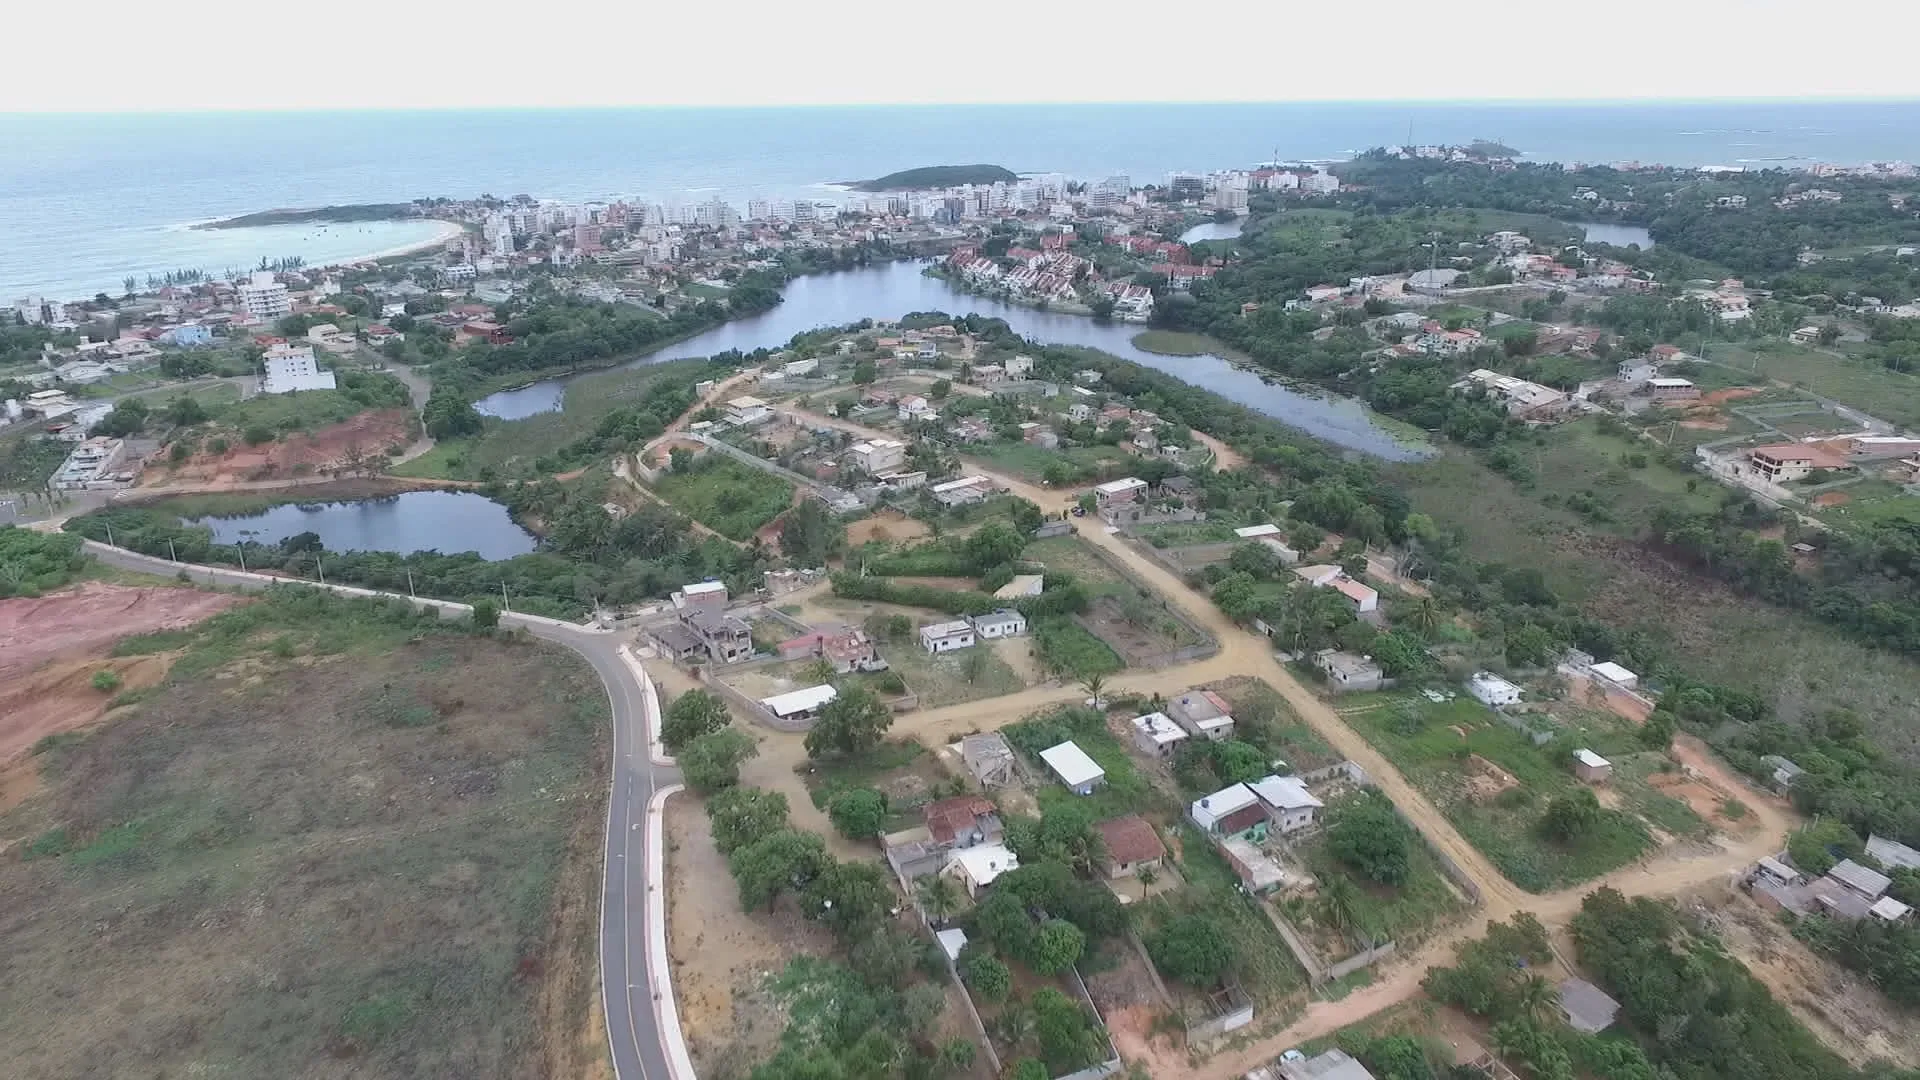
<box><xmin>1249</xmin><ymin>774</ymin><xmax>1323</xmax><ymax>811</ymax></box>
<box><xmin>1095</xmin><ymin>814</ymin><xmax>1167</xmax><ymax>865</ymax></box>
<box><xmin>1574</xmin><ymin>748</ymin><xmax>1611</xmax><ymax>769</ymax></box>
<box><xmin>1131</xmin><ymin>712</ymin><xmax>1189</xmax><ymax>746</ymax></box>
<box><xmin>1558</xmin><ymin>977</ymin><xmax>1620</xmax><ymax>1034</ymax></box>
<box><xmin>1234</xmin><ymin>523</ymin><xmax>1282</xmax><ymax>538</ymax></box>
<box><xmin>1590</xmin><ymin>660</ymin><xmax>1637</xmax><ymax>684</ymax></box>
<box><xmin>760</xmin><ymin>683</ymin><xmax>837</xmax><ymax>718</ymax></box>
<box><xmin>1190</xmin><ymin>782</ymin><xmax>1259</xmax><ymax>829</ymax></box>
<box><xmin>947</xmin><ymin>842</ymin><xmax>1019</xmax><ymax>887</ymax></box>
<box><xmin>1040</xmin><ymin>741</ymin><xmax>1105</xmax><ymax>787</ymax></box>
<box><xmin>1829</xmin><ymin>858</ymin><xmax>1892</xmax><ymax>898</ymax></box>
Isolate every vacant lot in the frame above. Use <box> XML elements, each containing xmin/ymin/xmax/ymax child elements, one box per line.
<box><xmin>0</xmin><ymin>590</ymin><xmax>610</xmax><ymax>1079</ymax></box>
<box><xmin>969</xmin><ymin>442</ymin><xmax>1132</xmax><ymax>485</ymax></box>
<box><xmin>649</xmin><ymin>455</ymin><xmax>794</xmax><ymax>541</ymax></box>
<box><xmin>880</xmin><ymin>637</ymin><xmax>1029</xmax><ymax>708</ymax></box>
<box><xmin>1389</xmin><ymin>448</ymin><xmax>1920</xmax><ymax>767</ymax></box>
<box><xmin>0</xmin><ymin>582</ymin><xmax>244</xmax><ymax>763</ymax></box>
<box><xmin>1026</xmin><ymin>536</ymin><xmax>1129</xmax><ymax>597</ymax></box>
<box><xmin>1713</xmin><ymin>342</ymin><xmax>1920</xmax><ymax>430</ymax></box>
<box><xmin>1337</xmin><ymin>693</ymin><xmax>1703</xmax><ymax>892</ymax></box>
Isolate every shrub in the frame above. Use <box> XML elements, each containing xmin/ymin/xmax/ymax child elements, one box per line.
<box><xmin>90</xmin><ymin>669</ymin><xmax>123</xmax><ymax>693</ymax></box>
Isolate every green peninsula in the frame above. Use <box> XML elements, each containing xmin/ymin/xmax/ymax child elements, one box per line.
<box><xmin>852</xmin><ymin>164</ymin><xmax>1018</xmax><ymax>191</ymax></box>
<box><xmin>194</xmin><ymin>204</ymin><xmax>417</xmax><ymax>230</ymax></box>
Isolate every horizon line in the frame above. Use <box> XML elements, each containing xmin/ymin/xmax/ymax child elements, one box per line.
<box><xmin>5</xmin><ymin>94</ymin><xmax>1920</xmax><ymax>117</ymax></box>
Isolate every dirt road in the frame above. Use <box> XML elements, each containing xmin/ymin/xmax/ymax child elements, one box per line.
<box><xmin>712</xmin><ymin>405</ymin><xmax>1800</xmax><ymax>1075</ymax></box>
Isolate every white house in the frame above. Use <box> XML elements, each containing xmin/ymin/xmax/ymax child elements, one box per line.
<box><xmin>1248</xmin><ymin>774</ymin><xmax>1325</xmax><ymax>834</ymax></box>
<box><xmin>1093</xmin><ymin>476</ymin><xmax>1148</xmax><ymax>507</ymax></box>
<box><xmin>945</xmin><ymin>843</ymin><xmax>1019</xmax><ymax>898</ymax></box>
<box><xmin>1467</xmin><ymin>671</ymin><xmax>1524</xmax><ymax>707</ymax></box>
<box><xmin>969</xmin><ymin>609</ymin><xmax>1027</xmax><ymax>639</ymax></box>
<box><xmin>1129</xmin><ymin>712</ymin><xmax>1190</xmax><ymax>759</ymax></box>
<box><xmin>848</xmin><ymin>438</ymin><xmax>908</xmax><ymax>475</ymax></box>
<box><xmin>1331</xmin><ymin>577</ymin><xmax>1379</xmax><ymax>614</ymax></box>
<box><xmin>1590</xmin><ymin>661</ymin><xmax>1638</xmax><ymax>689</ymax></box>
<box><xmin>1040</xmin><ymin>741</ymin><xmax>1106</xmax><ymax>795</ymax></box>
<box><xmin>1234</xmin><ymin>523</ymin><xmax>1281</xmax><ymax>539</ymax></box>
<box><xmin>725</xmin><ymin>395</ymin><xmax>772</xmax><ymax>426</ymax></box>
<box><xmin>783</xmin><ymin>357</ymin><xmax>820</xmax><ymax>377</ymax></box>
<box><xmin>897</xmin><ymin>394</ymin><xmax>932</xmax><ymax>422</ymax></box>
<box><xmin>920</xmin><ymin>620</ymin><xmax>976</xmax><ymax>654</ymax></box>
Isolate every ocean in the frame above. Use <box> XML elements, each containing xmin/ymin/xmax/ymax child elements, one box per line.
<box><xmin>4</xmin><ymin>99</ymin><xmax>1919</xmax><ymax>301</ymax></box>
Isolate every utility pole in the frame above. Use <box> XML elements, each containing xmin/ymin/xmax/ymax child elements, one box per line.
<box><xmin>316</xmin><ymin>556</ymin><xmax>326</xmax><ymax>586</ymax></box>
<box><xmin>104</xmin><ymin>522</ymin><xmax>115</xmax><ymax>548</ymax></box>
<box><xmin>167</xmin><ymin>537</ymin><xmax>177</xmax><ymax>562</ymax></box>
<box><xmin>406</xmin><ymin>568</ymin><xmax>416</xmax><ymax>597</ymax></box>
<box><xmin>237</xmin><ymin>544</ymin><xmax>246</xmax><ymax>573</ymax></box>
<box><xmin>500</xmin><ymin>581</ymin><xmax>510</xmax><ymax>612</ymax></box>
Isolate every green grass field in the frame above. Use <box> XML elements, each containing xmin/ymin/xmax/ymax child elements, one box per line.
<box><xmin>877</xmin><ymin>638</ymin><xmax>1027</xmax><ymax>709</ymax></box>
<box><xmin>1711</xmin><ymin>341</ymin><xmax>1920</xmax><ymax>430</ymax></box>
<box><xmin>967</xmin><ymin>441</ymin><xmax>1132</xmax><ymax>485</ymax></box>
<box><xmin>1143</xmin><ymin>825</ymin><xmax>1308</xmax><ymax>1005</ymax></box>
<box><xmin>649</xmin><ymin>455</ymin><xmax>792</xmax><ymax>540</ymax></box>
<box><xmin>394</xmin><ymin>359</ymin><xmax>715</xmax><ymax>481</ymax></box>
<box><xmin>1130</xmin><ymin>330</ymin><xmax>1242</xmax><ymax>358</ymax></box>
<box><xmin>1024</xmin><ymin>536</ymin><xmax>1129</xmax><ymax>597</ymax></box>
<box><xmin>1337</xmin><ymin>693</ymin><xmax>1664</xmax><ymax>893</ymax></box>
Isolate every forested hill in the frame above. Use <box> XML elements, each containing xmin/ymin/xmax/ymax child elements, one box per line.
<box><xmin>853</xmin><ymin>165</ymin><xmax>1017</xmax><ymax>191</ymax></box>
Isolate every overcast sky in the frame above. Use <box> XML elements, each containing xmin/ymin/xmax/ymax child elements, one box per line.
<box><xmin>6</xmin><ymin>0</ymin><xmax>1915</xmax><ymax>112</ymax></box>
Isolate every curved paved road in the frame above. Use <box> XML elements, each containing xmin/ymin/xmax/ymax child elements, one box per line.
<box><xmin>77</xmin><ymin>541</ymin><xmax>683</xmax><ymax>1080</ymax></box>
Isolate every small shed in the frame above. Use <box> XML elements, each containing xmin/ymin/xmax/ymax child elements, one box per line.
<box><xmin>1467</xmin><ymin>671</ymin><xmax>1523</xmax><ymax>708</ymax></box>
<box><xmin>1558</xmin><ymin>977</ymin><xmax>1620</xmax><ymax>1034</ymax></box>
<box><xmin>1040</xmin><ymin>741</ymin><xmax>1106</xmax><ymax>795</ymax></box>
<box><xmin>1829</xmin><ymin>859</ymin><xmax>1892</xmax><ymax>900</ymax></box>
<box><xmin>1572</xmin><ymin>748</ymin><xmax>1613</xmax><ymax>784</ymax></box>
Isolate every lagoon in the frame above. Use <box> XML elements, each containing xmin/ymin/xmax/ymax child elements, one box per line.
<box><xmin>192</xmin><ymin>490</ymin><xmax>536</xmax><ymax>561</ymax></box>
<box><xmin>475</xmin><ymin>260</ymin><xmax>1425</xmax><ymax>460</ymax></box>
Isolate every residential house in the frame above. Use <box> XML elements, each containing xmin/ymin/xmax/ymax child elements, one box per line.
<box><xmin>1746</xmin><ymin>443</ymin><xmax>1849</xmax><ymax>483</ymax></box>
<box><xmin>1293</xmin><ymin>563</ymin><xmax>1345</xmax><ymax>588</ymax></box>
<box><xmin>1558</xmin><ymin>979</ymin><xmax>1620</xmax><ymax>1035</ymax></box>
<box><xmin>1761</xmin><ymin>754</ymin><xmax>1805</xmax><ymax>793</ymax></box>
<box><xmin>970</xmin><ymin>363</ymin><xmax>1007</xmax><ymax>384</ymax></box>
<box><xmin>848</xmin><ymin>438</ymin><xmax>908</xmax><ymax>475</ymax></box>
<box><xmin>944</xmin><ymin>843</ymin><xmax>1019</xmax><ymax>898</ymax></box>
<box><xmin>760</xmin><ymin>684</ymin><xmax>837</xmax><ymax>724</ymax></box>
<box><xmin>645</xmin><ymin>621</ymin><xmax>705</xmax><ymax>662</ymax></box>
<box><xmin>897</xmin><ymin>394</ymin><xmax>932</xmax><ymax>422</ymax></box>
<box><xmin>959</xmin><ymin>732</ymin><xmax>1018</xmax><ymax>788</ymax></box>
<box><xmin>776</xmin><ymin>627</ymin><xmax>887</xmax><ymax>674</ymax></box>
<box><xmin>1005</xmin><ymin>354</ymin><xmax>1035</xmax><ymax>378</ymax></box>
<box><xmin>1279</xmin><ymin>1048</ymin><xmax>1377</xmax><ymax>1080</ymax></box>
<box><xmin>1467</xmin><ymin>671</ymin><xmax>1524</xmax><ymax>707</ymax></box>
<box><xmin>1249</xmin><ymin>774</ymin><xmax>1325</xmax><ymax>834</ymax></box>
<box><xmin>1791</xmin><ymin>326</ymin><xmax>1823</xmax><ymax>345</ymax></box>
<box><xmin>923</xmin><ymin>796</ymin><xmax>1004</xmax><ymax>849</ymax></box>
<box><xmin>783</xmin><ymin>357</ymin><xmax>819</xmax><ymax>377</ymax></box>
<box><xmin>1189</xmin><ymin>783</ymin><xmax>1269</xmax><ymax>841</ymax></box>
<box><xmin>969</xmin><ymin>609</ymin><xmax>1028</xmax><ymax>640</ymax></box>
<box><xmin>260</xmin><ymin>344</ymin><xmax>337</xmax><ymax>394</ymax></box>
<box><xmin>1129</xmin><ymin>711</ymin><xmax>1191</xmax><ymax>759</ymax></box>
<box><xmin>1457</xmin><ymin>368</ymin><xmax>1570</xmax><ymax>420</ymax></box>
<box><xmin>1157</xmin><ymin>474</ymin><xmax>1200</xmax><ymax>506</ymax></box>
<box><xmin>684</xmin><ymin>608</ymin><xmax>754</xmax><ymax>664</ymax></box>
<box><xmin>1093</xmin><ymin>476</ymin><xmax>1148</xmax><ymax>508</ymax></box>
<box><xmin>1646</xmin><ymin>377</ymin><xmax>1699</xmax><ymax>402</ymax></box>
<box><xmin>1867</xmin><ymin>835</ymin><xmax>1920</xmax><ymax>872</ymax></box>
<box><xmin>1331</xmin><ymin>576</ymin><xmax>1379</xmax><ymax>615</ymax></box>
<box><xmin>929</xmin><ymin>475</ymin><xmax>995</xmax><ymax>506</ymax></box>
<box><xmin>725</xmin><ymin>395</ymin><xmax>772</xmax><ymax>426</ymax></box>
<box><xmin>1314</xmin><ymin>649</ymin><xmax>1385</xmax><ymax>693</ymax></box>
<box><xmin>672</xmin><ymin>579</ymin><xmax>729</xmax><ymax>614</ymax></box>
<box><xmin>920</xmin><ymin>620</ymin><xmax>976</xmax><ymax>654</ymax></box>
<box><xmin>1095</xmin><ymin>815</ymin><xmax>1167</xmax><ymax>880</ymax></box>
<box><xmin>1168</xmin><ymin>690</ymin><xmax>1235</xmax><ymax>741</ymax></box>
<box><xmin>1590</xmin><ymin>661</ymin><xmax>1638</xmax><ymax>689</ymax></box>
<box><xmin>1040</xmin><ymin>741</ymin><xmax>1106</xmax><ymax>795</ymax></box>
<box><xmin>1573</xmin><ymin>749</ymin><xmax>1613</xmax><ymax>784</ymax></box>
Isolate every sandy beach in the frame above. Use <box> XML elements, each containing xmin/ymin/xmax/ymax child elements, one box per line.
<box><xmin>331</xmin><ymin>218</ymin><xmax>466</xmax><ymax>265</ymax></box>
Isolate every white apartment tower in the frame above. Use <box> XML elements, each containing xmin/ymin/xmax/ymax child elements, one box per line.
<box><xmin>237</xmin><ymin>272</ymin><xmax>291</xmax><ymax>320</ymax></box>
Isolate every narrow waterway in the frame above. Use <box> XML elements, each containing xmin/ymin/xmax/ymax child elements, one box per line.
<box><xmin>191</xmin><ymin>490</ymin><xmax>536</xmax><ymax>560</ymax></box>
<box><xmin>474</xmin><ymin>259</ymin><xmax>1423</xmax><ymax>460</ymax></box>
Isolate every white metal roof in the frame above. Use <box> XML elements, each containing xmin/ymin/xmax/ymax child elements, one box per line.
<box><xmin>946</xmin><ymin>843</ymin><xmax>1018</xmax><ymax>887</ymax></box>
<box><xmin>1249</xmin><ymin>774</ymin><xmax>1323</xmax><ymax>811</ymax></box>
<box><xmin>1040</xmin><ymin>741</ymin><xmax>1105</xmax><ymax>787</ymax></box>
<box><xmin>682</xmin><ymin>580</ymin><xmax>727</xmax><ymax>596</ymax></box>
<box><xmin>1590</xmin><ymin>661</ymin><xmax>1637</xmax><ymax>683</ymax></box>
<box><xmin>921</xmin><ymin>619</ymin><xmax>974</xmax><ymax>639</ymax></box>
<box><xmin>936</xmin><ymin>927</ymin><xmax>969</xmax><ymax>959</ymax></box>
<box><xmin>1830</xmin><ymin>858</ymin><xmax>1892</xmax><ymax>898</ymax></box>
<box><xmin>1234</xmin><ymin>523</ymin><xmax>1282</xmax><ymax>538</ymax></box>
<box><xmin>760</xmin><ymin>683</ymin><xmax>837</xmax><ymax>718</ymax></box>
<box><xmin>1190</xmin><ymin>783</ymin><xmax>1259</xmax><ymax>829</ymax></box>
<box><xmin>1647</xmin><ymin>377</ymin><xmax>1695</xmax><ymax>388</ymax></box>
<box><xmin>1872</xmin><ymin>896</ymin><xmax>1913</xmax><ymax>921</ymax></box>
<box><xmin>1574</xmin><ymin>748</ymin><xmax>1611</xmax><ymax>769</ymax></box>
<box><xmin>1868</xmin><ymin>834</ymin><xmax>1920</xmax><ymax>871</ymax></box>
<box><xmin>1094</xmin><ymin>476</ymin><xmax>1147</xmax><ymax>494</ymax></box>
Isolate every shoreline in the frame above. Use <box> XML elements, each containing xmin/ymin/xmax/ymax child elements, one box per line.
<box><xmin>340</xmin><ymin>218</ymin><xmax>465</xmax><ymax>264</ymax></box>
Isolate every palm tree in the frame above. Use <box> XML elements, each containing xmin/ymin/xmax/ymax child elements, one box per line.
<box><xmin>1409</xmin><ymin>595</ymin><xmax>1441</xmax><ymax>638</ymax></box>
<box><xmin>1514</xmin><ymin>973</ymin><xmax>1557</xmax><ymax>1024</ymax></box>
<box><xmin>1319</xmin><ymin>875</ymin><xmax>1361</xmax><ymax>939</ymax></box>
<box><xmin>1079</xmin><ymin>672</ymin><xmax>1108</xmax><ymax>706</ymax></box>
<box><xmin>916</xmin><ymin>873</ymin><xmax>962</xmax><ymax>926</ymax></box>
